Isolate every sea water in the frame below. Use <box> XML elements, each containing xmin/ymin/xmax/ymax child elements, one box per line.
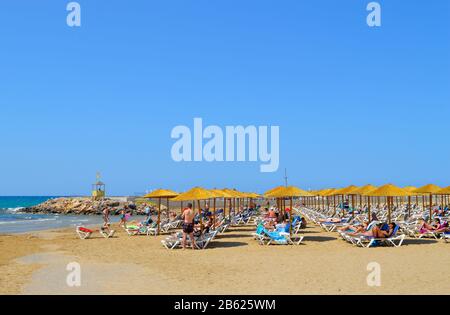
<box><xmin>0</xmin><ymin>196</ymin><xmax>119</xmax><ymax>234</ymax></box>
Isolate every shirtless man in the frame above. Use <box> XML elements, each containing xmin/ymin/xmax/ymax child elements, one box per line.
<box><xmin>181</xmin><ymin>203</ymin><xmax>197</xmax><ymax>250</ymax></box>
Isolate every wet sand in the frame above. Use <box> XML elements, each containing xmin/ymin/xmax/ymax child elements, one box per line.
<box><xmin>1</xmin><ymin>224</ymin><xmax>449</xmax><ymax>295</ymax></box>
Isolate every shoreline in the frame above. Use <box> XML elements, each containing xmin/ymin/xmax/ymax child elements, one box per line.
<box><xmin>1</xmin><ymin>223</ymin><xmax>449</xmax><ymax>295</ymax></box>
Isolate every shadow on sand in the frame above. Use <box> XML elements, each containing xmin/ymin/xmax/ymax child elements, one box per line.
<box><xmin>217</xmin><ymin>233</ymin><xmax>251</xmax><ymax>239</ymax></box>
<box><xmin>303</xmin><ymin>236</ymin><xmax>337</xmax><ymax>242</ymax></box>
<box><xmin>209</xmin><ymin>241</ymin><xmax>248</xmax><ymax>249</ymax></box>
<box><xmin>403</xmin><ymin>238</ymin><xmax>439</xmax><ymax>246</ymax></box>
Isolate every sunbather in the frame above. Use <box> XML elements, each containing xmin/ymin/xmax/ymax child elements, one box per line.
<box><xmin>318</xmin><ymin>218</ymin><xmax>343</xmax><ymax>223</ymax></box>
<box><xmin>348</xmin><ymin>222</ymin><xmax>396</xmax><ymax>238</ymax></box>
<box><xmin>418</xmin><ymin>218</ymin><xmax>444</xmax><ymax>233</ymax></box>
<box><xmin>338</xmin><ymin>221</ymin><xmax>368</xmax><ymax>233</ymax></box>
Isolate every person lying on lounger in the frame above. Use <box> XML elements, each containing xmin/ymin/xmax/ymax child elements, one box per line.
<box><xmin>418</xmin><ymin>218</ymin><xmax>448</xmax><ymax>233</ymax></box>
<box><xmin>348</xmin><ymin>222</ymin><xmax>396</xmax><ymax>238</ymax></box>
<box><xmin>318</xmin><ymin>218</ymin><xmax>343</xmax><ymax>223</ymax></box>
<box><xmin>338</xmin><ymin>221</ymin><xmax>368</xmax><ymax>233</ymax></box>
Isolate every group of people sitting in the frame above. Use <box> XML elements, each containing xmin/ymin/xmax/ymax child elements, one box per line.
<box><xmin>261</xmin><ymin>207</ymin><xmax>307</xmax><ymax>233</ymax></box>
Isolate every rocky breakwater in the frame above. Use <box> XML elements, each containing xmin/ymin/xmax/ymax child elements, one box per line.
<box><xmin>21</xmin><ymin>198</ymin><xmax>153</xmax><ymax>215</ymax></box>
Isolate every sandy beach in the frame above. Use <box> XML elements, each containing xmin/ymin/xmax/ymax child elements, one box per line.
<box><xmin>1</xmin><ymin>223</ymin><xmax>449</xmax><ymax>295</ymax></box>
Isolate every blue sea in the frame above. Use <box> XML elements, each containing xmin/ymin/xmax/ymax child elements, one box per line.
<box><xmin>0</xmin><ymin>196</ymin><xmax>116</xmax><ymax>234</ymax></box>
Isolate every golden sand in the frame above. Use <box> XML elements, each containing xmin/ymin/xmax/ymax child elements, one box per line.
<box><xmin>0</xmin><ymin>224</ymin><xmax>449</xmax><ymax>295</ymax></box>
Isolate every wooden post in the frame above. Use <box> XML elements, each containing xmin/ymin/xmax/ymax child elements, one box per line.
<box><xmin>388</xmin><ymin>196</ymin><xmax>392</xmax><ymax>223</ymax></box>
<box><xmin>407</xmin><ymin>196</ymin><xmax>411</xmax><ymax>217</ymax></box>
<box><xmin>429</xmin><ymin>193</ymin><xmax>433</xmax><ymax>222</ymax></box>
<box><xmin>166</xmin><ymin>197</ymin><xmax>169</xmax><ymax>220</ymax></box>
<box><xmin>213</xmin><ymin>198</ymin><xmax>216</xmax><ymax>227</ymax></box>
<box><xmin>289</xmin><ymin>197</ymin><xmax>293</xmax><ymax>236</ymax></box>
<box><xmin>198</xmin><ymin>200</ymin><xmax>203</xmax><ymax>232</ymax></box>
<box><xmin>351</xmin><ymin>195</ymin><xmax>355</xmax><ymax>218</ymax></box>
<box><xmin>157</xmin><ymin>198</ymin><xmax>161</xmax><ymax>235</ymax></box>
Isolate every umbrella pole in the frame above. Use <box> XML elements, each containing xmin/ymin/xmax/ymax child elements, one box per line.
<box><xmin>157</xmin><ymin>198</ymin><xmax>161</xmax><ymax>235</ymax></box>
<box><xmin>213</xmin><ymin>198</ymin><xmax>216</xmax><ymax>227</ymax></box>
<box><xmin>388</xmin><ymin>196</ymin><xmax>392</xmax><ymax>223</ymax></box>
<box><xmin>333</xmin><ymin>195</ymin><xmax>336</xmax><ymax>216</ymax></box>
<box><xmin>351</xmin><ymin>195</ymin><xmax>355</xmax><ymax>218</ymax></box>
<box><xmin>290</xmin><ymin>197</ymin><xmax>293</xmax><ymax>236</ymax></box>
<box><xmin>198</xmin><ymin>200</ymin><xmax>203</xmax><ymax>232</ymax></box>
<box><xmin>429</xmin><ymin>193</ymin><xmax>432</xmax><ymax>222</ymax></box>
<box><xmin>224</xmin><ymin>198</ymin><xmax>227</xmax><ymax>219</ymax></box>
<box><xmin>368</xmin><ymin>196</ymin><xmax>371</xmax><ymax>222</ymax></box>
<box><xmin>422</xmin><ymin>195</ymin><xmax>425</xmax><ymax>218</ymax></box>
<box><xmin>167</xmin><ymin>197</ymin><xmax>169</xmax><ymax>220</ymax></box>
<box><xmin>408</xmin><ymin>196</ymin><xmax>411</xmax><ymax>217</ymax></box>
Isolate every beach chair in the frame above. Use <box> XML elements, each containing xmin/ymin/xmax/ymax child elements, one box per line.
<box><xmin>99</xmin><ymin>228</ymin><xmax>116</xmax><ymax>239</ymax></box>
<box><xmin>442</xmin><ymin>233</ymin><xmax>450</xmax><ymax>243</ymax></box>
<box><xmin>196</xmin><ymin>230</ymin><xmax>219</xmax><ymax>249</ymax></box>
<box><xmin>126</xmin><ymin>221</ymin><xmax>158</xmax><ymax>236</ymax></box>
<box><xmin>126</xmin><ymin>225</ymin><xmax>151</xmax><ymax>236</ymax></box>
<box><xmin>76</xmin><ymin>226</ymin><xmax>115</xmax><ymax>239</ymax></box>
<box><xmin>76</xmin><ymin>226</ymin><xmax>93</xmax><ymax>239</ymax></box>
<box><xmin>338</xmin><ymin>221</ymin><xmax>378</xmax><ymax>245</ymax></box>
<box><xmin>161</xmin><ymin>232</ymin><xmax>183</xmax><ymax>249</ymax></box>
<box><xmin>264</xmin><ymin>228</ymin><xmax>303</xmax><ymax>246</ymax></box>
<box><xmin>319</xmin><ymin>217</ymin><xmax>354</xmax><ymax>232</ymax></box>
<box><xmin>252</xmin><ymin>224</ymin><xmax>270</xmax><ymax>245</ymax></box>
<box><xmin>357</xmin><ymin>225</ymin><xmax>405</xmax><ymax>248</ymax></box>
<box><xmin>159</xmin><ymin>220</ymin><xmax>183</xmax><ymax>233</ymax></box>
<box><xmin>418</xmin><ymin>229</ymin><xmax>443</xmax><ymax>240</ymax></box>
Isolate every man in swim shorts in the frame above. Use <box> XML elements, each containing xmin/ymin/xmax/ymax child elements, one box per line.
<box><xmin>181</xmin><ymin>203</ymin><xmax>197</xmax><ymax>250</ymax></box>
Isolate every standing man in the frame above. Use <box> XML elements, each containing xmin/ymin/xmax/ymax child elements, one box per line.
<box><xmin>181</xmin><ymin>203</ymin><xmax>197</xmax><ymax>250</ymax></box>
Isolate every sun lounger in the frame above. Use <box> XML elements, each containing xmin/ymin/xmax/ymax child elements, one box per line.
<box><xmin>76</xmin><ymin>226</ymin><xmax>115</xmax><ymax>239</ymax></box>
<box><xmin>319</xmin><ymin>217</ymin><xmax>354</xmax><ymax>232</ymax></box>
<box><xmin>100</xmin><ymin>228</ymin><xmax>116</xmax><ymax>238</ymax></box>
<box><xmin>161</xmin><ymin>230</ymin><xmax>218</xmax><ymax>250</ymax></box>
<box><xmin>355</xmin><ymin>225</ymin><xmax>405</xmax><ymax>248</ymax></box>
<box><xmin>442</xmin><ymin>233</ymin><xmax>450</xmax><ymax>243</ymax></box>
<box><xmin>76</xmin><ymin>226</ymin><xmax>93</xmax><ymax>239</ymax></box>
<box><xmin>259</xmin><ymin>227</ymin><xmax>303</xmax><ymax>246</ymax></box>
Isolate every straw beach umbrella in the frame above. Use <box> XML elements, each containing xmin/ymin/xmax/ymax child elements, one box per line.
<box><xmin>172</xmin><ymin>187</ymin><xmax>215</xmax><ymax>230</ymax></box>
<box><xmin>365</xmin><ymin>184</ymin><xmax>412</xmax><ymax>223</ymax></box>
<box><xmin>403</xmin><ymin>186</ymin><xmax>418</xmax><ymax>216</ymax></box>
<box><xmin>321</xmin><ymin>188</ymin><xmax>338</xmax><ymax>214</ymax></box>
<box><xmin>413</xmin><ymin>184</ymin><xmax>442</xmax><ymax>222</ymax></box>
<box><xmin>266</xmin><ymin>186</ymin><xmax>312</xmax><ymax>234</ymax></box>
<box><xmin>436</xmin><ymin>186</ymin><xmax>450</xmax><ymax>195</ymax></box>
<box><xmin>209</xmin><ymin>189</ymin><xmax>233</xmax><ymax>226</ymax></box>
<box><xmin>264</xmin><ymin>186</ymin><xmax>285</xmax><ymax>196</ymax></box>
<box><xmin>143</xmin><ymin>189</ymin><xmax>179</xmax><ymax>235</ymax></box>
<box><xmin>331</xmin><ymin>185</ymin><xmax>359</xmax><ymax>216</ymax></box>
<box><xmin>317</xmin><ymin>188</ymin><xmax>335</xmax><ymax>211</ymax></box>
<box><xmin>352</xmin><ymin>185</ymin><xmax>377</xmax><ymax>221</ymax></box>
<box><xmin>436</xmin><ymin>186</ymin><xmax>450</xmax><ymax>211</ymax></box>
<box><xmin>221</xmin><ymin>188</ymin><xmax>244</xmax><ymax>215</ymax></box>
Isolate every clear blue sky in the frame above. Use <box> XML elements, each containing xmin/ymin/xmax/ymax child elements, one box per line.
<box><xmin>0</xmin><ymin>0</ymin><xmax>449</xmax><ymax>196</ymax></box>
